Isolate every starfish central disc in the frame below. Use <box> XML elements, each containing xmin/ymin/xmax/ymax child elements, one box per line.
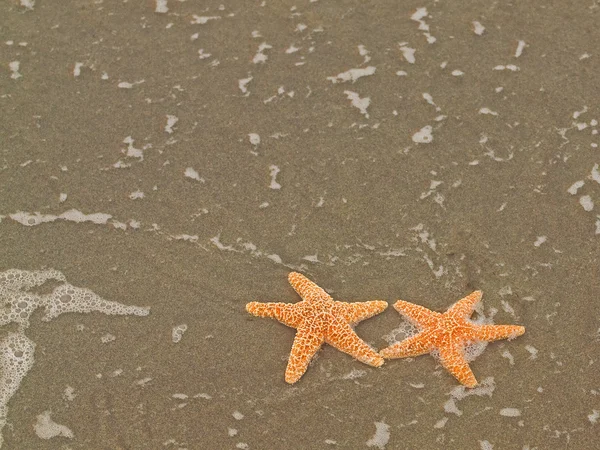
<box><xmin>246</xmin><ymin>272</ymin><xmax>388</xmax><ymax>384</ymax></box>
<box><xmin>379</xmin><ymin>291</ymin><xmax>525</xmax><ymax>388</ymax></box>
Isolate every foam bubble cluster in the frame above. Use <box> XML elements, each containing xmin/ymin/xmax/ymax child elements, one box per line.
<box><xmin>0</xmin><ymin>268</ymin><xmax>149</xmax><ymax>447</ymax></box>
<box><xmin>381</xmin><ymin>321</ymin><xmax>418</xmax><ymax>346</ymax></box>
<box><xmin>42</xmin><ymin>283</ymin><xmax>149</xmax><ymax>322</ymax></box>
<box><xmin>0</xmin><ymin>268</ymin><xmax>65</xmax><ymax>294</ymax></box>
<box><xmin>172</xmin><ymin>324</ymin><xmax>188</xmax><ymax>343</ymax></box>
<box><xmin>0</xmin><ymin>269</ymin><xmax>148</xmax><ymax>330</ymax></box>
<box><xmin>34</xmin><ymin>411</ymin><xmax>74</xmax><ymax>440</ymax></box>
<box><xmin>0</xmin><ymin>332</ymin><xmax>35</xmax><ymax>447</ymax></box>
<box><xmin>462</xmin><ymin>305</ymin><xmax>496</xmax><ymax>363</ymax></box>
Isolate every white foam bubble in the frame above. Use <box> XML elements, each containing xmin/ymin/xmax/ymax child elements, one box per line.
<box><xmin>344</xmin><ymin>90</ymin><xmax>371</xmax><ymax>118</ymax></box>
<box><xmin>479</xmin><ymin>440</ymin><xmax>494</xmax><ymax>450</ymax></box>
<box><xmin>269</xmin><ymin>165</ymin><xmax>282</xmax><ymax>190</ymax></box>
<box><xmin>135</xmin><ymin>377</ymin><xmax>152</xmax><ymax>386</ymax></box>
<box><xmin>501</xmin><ymin>349</ymin><xmax>514</xmax><ymax>365</ymax></box>
<box><xmin>0</xmin><ymin>273</ymin><xmax>148</xmax><ymax>329</ymax></box>
<box><xmin>472</xmin><ymin>21</ymin><xmax>485</xmax><ymax>35</ymax></box>
<box><xmin>63</xmin><ymin>386</ymin><xmax>76</xmax><ymax>401</ymax></box>
<box><xmin>398</xmin><ymin>43</ymin><xmax>416</xmax><ymax>64</ymax></box>
<box><xmin>42</xmin><ymin>282</ymin><xmax>149</xmax><ymax>322</ymax></box>
<box><xmin>0</xmin><ymin>332</ymin><xmax>35</xmax><ymax>447</ymax></box>
<box><xmin>381</xmin><ymin>321</ymin><xmax>418</xmax><ymax>345</ymax></box>
<box><xmin>9</xmin><ymin>211</ymin><xmax>58</xmax><ymax>226</ymax></box>
<box><xmin>444</xmin><ymin>377</ymin><xmax>496</xmax><ymax>416</ymax></box>
<box><xmin>184</xmin><ymin>167</ymin><xmax>204</xmax><ymax>182</ymax></box>
<box><xmin>479</xmin><ymin>107</ymin><xmax>498</xmax><ymax>116</ymax></box>
<box><xmin>411</xmin><ymin>7</ymin><xmax>436</xmax><ymax>43</ymax></box>
<box><xmin>61</xmin><ymin>209</ymin><xmax>111</xmax><ymax>223</ymax></box>
<box><xmin>252</xmin><ymin>42</ymin><xmax>272</xmax><ymax>64</ymax></box>
<box><xmin>19</xmin><ymin>0</ymin><xmax>35</xmax><ymax>10</ymax></box>
<box><xmin>174</xmin><ymin>234</ymin><xmax>198</xmax><ymax>243</ymax></box>
<box><xmin>412</xmin><ymin>125</ymin><xmax>433</xmax><ymax>143</ymax></box>
<box><xmin>499</xmin><ymin>407</ymin><xmax>521</xmax><ymax>417</ymax></box>
<box><xmin>525</xmin><ymin>345</ymin><xmax>538</xmax><ymax>359</ymax></box>
<box><xmin>591</xmin><ymin>164</ymin><xmax>600</xmax><ymax>184</ymax></box>
<box><xmin>0</xmin><ymin>269</ymin><xmax>149</xmax><ymax>445</ymax></box>
<box><xmin>34</xmin><ymin>411</ymin><xmax>74</xmax><ymax>440</ymax></box>
<box><xmin>165</xmin><ymin>115</ymin><xmax>178</xmax><ymax>133</ymax></box>
<box><xmin>366</xmin><ymin>421</ymin><xmax>390</xmax><ymax>449</ymax></box>
<box><xmin>267</xmin><ymin>254</ymin><xmax>282</xmax><ymax>264</ymax></box>
<box><xmin>515</xmin><ymin>40</ymin><xmax>527</xmax><ymax>58</ymax></box>
<box><xmin>73</xmin><ymin>62</ymin><xmax>83</xmax><ymax>77</ymax></box>
<box><xmin>172</xmin><ymin>394</ymin><xmax>188</xmax><ymax>401</ymax></box>
<box><xmin>462</xmin><ymin>340</ymin><xmax>489</xmax><ymax>363</ymax></box>
<box><xmin>342</xmin><ymin>369</ymin><xmax>367</xmax><ymax>380</ymax></box>
<box><xmin>433</xmin><ymin>417</ymin><xmax>448</xmax><ymax>428</ymax></box>
<box><xmin>9</xmin><ymin>61</ymin><xmax>22</xmax><ymax>79</ymax></box>
<box><xmin>191</xmin><ymin>15</ymin><xmax>220</xmax><ymax>25</ymax></box>
<box><xmin>580</xmin><ymin>195</ymin><xmax>594</xmax><ymax>211</ymax></box>
<box><xmin>194</xmin><ymin>393</ymin><xmax>212</xmax><ymax>400</ymax></box>
<box><xmin>239</xmin><ymin>76</ymin><xmax>253</xmax><ymax>95</ymax></box>
<box><xmin>101</xmin><ymin>333</ymin><xmax>116</xmax><ymax>344</ymax></box>
<box><xmin>248</xmin><ymin>133</ymin><xmax>260</xmax><ymax>146</ymax></box>
<box><xmin>155</xmin><ymin>0</ymin><xmax>168</xmax><ymax>13</ymax></box>
<box><xmin>327</xmin><ymin>66</ymin><xmax>376</xmax><ymax>83</ymax></box>
<box><xmin>172</xmin><ymin>324</ymin><xmax>188</xmax><ymax>343</ymax></box>
<box><xmin>358</xmin><ymin>44</ymin><xmax>371</xmax><ymax>63</ymax></box>
<box><xmin>122</xmin><ymin>136</ymin><xmax>144</xmax><ymax>160</ymax></box>
<box><xmin>129</xmin><ymin>190</ymin><xmax>145</xmax><ymax>200</ymax></box>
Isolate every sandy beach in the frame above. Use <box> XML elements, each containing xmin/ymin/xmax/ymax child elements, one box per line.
<box><xmin>1</xmin><ymin>0</ymin><xmax>599</xmax><ymax>448</ymax></box>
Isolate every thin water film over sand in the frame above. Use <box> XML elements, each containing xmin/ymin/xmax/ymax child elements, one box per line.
<box><xmin>1</xmin><ymin>0</ymin><xmax>599</xmax><ymax>448</ymax></box>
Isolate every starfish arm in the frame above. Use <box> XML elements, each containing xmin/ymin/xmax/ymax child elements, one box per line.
<box><xmin>379</xmin><ymin>331</ymin><xmax>435</xmax><ymax>359</ymax></box>
<box><xmin>288</xmin><ymin>272</ymin><xmax>330</xmax><ymax>302</ymax></box>
<box><xmin>285</xmin><ymin>327</ymin><xmax>324</xmax><ymax>384</ymax></box>
<box><xmin>325</xmin><ymin>321</ymin><xmax>384</xmax><ymax>367</ymax></box>
<box><xmin>447</xmin><ymin>291</ymin><xmax>482</xmax><ymax>320</ymax></box>
<box><xmin>337</xmin><ymin>300</ymin><xmax>388</xmax><ymax>324</ymax></box>
<box><xmin>393</xmin><ymin>300</ymin><xmax>441</xmax><ymax>328</ymax></box>
<box><xmin>472</xmin><ymin>324</ymin><xmax>526</xmax><ymax>342</ymax></box>
<box><xmin>246</xmin><ymin>302</ymin><xmax>302</xmax><ymax>328</ymax></box>
<box><xmin>438</xmin><ymin>342</ymin><xmax>478</xmax><ymax>388</ymax></box>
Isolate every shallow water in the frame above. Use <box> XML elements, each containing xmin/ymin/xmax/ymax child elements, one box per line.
<box><xmin>1</xmin><ymin>0</ymin><xmax>599</xmax><ymax>448</ymax></box>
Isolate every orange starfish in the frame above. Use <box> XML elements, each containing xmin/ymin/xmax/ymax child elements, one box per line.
<box><xmin>246</xmin><ymin>272</ymin><xmax>388</xmax><ymax>384</ymax></box>
<box><xmin>379</xmin><ymin>291</ymin><xmax>525</xmax><ymax>387</ymax></box>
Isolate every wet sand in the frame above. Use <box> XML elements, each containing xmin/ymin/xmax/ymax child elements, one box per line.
<box><xmin>1</xmin><ymin>0</ymin><xmax>599</xmax><ymax>448</ymax></box>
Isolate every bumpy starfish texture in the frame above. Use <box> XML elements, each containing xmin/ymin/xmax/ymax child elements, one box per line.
<box><xmin>379</xmin><ymin>291</ymin><xmax>525</xmax><ymax>388</ymax></box>
<box><xmin>246</xmin><ymin>272</ymin><xmax>388</xmax><ymax>384</ymax></box>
